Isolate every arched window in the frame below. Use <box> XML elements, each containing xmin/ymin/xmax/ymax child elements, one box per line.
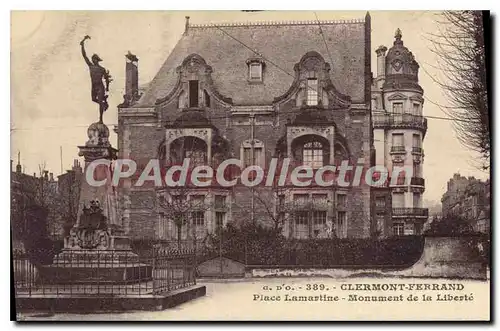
<box><xmin>171</xmin><ymin>137</ymin><xmax>207</xmax><ymax>166</ymax></box>
<box><xmin>303</xmin><ymin>141</ymin><xmax>323</xmax><ymax>168</ymax></box>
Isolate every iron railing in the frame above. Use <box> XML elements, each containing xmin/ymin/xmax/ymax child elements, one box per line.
<box><xmin>412</xmin><ymin>147</ymin><xmax>424</xmax><ymax>154</ymax></box>
<box><xmin>13</xmin><ymin>247</ymin><xmax>196</xmax><ymax>297</ymax></box>
<box><xmin>390</xmin><ymin>146</ymin><xmax>406</xmax><ymax>154</ymax></box>
<box><xmin>373</xmin><ymin>114</ymin><xmax>428</xmax><ymax>132</ymax></box>
<box><xmin>392</xmin><ymin>207</ymin><xmax>429</xmax><ymax>217</ymax></box>
<box><xmin>410</xmin><ymin>177</ymin><xmax>425</xmax><ymax>186</ymax></box>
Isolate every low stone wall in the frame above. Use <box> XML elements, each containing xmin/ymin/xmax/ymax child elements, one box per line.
<box><xmin>248</xmin><ymin>236</ymin><xmax>487</xmax><ymax>280</ymax></box>
<box><xmin>197</xmin><ymin>257</ymin><xmax>245</xmax><ymax>278</ymax></box>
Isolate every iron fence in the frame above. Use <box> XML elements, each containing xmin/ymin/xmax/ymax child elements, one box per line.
<box><xmin>13</xmin><ymin>247</ymin><xmax>196</xmax><ymax>297</ymax></box>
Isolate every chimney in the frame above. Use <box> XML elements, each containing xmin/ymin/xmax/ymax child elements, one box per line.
<box><xmin>16</xmin><ymin>152</ymin><xmax>22</xmax><ymax>173</ymax></box>
<box><xmin>184</xmin><ymin>16</ymin><xmax>190</xmax><ymax>36</ymax></box>
<box><xmin>375</xmin><ymin>45</ymin><xmax>388</xmax><ymax>79</ymax></box>
<box><xmin>125</xmin><ymin>51</ymin><xmax>139</xmax><ymax>104</ymax></box>
<box><xmin>72</xmin><ymin>159</ymin><xmax>82</xmax><ymax>173</ymax></box>
<box><xmin>44</xmin><ymin>170</ymin><xmax>49</xmax><ymax>180</ymax></box>
<box><xmin>49</xmin><ymin>172</ymin><xmax>54</xmax><ymax>181</ymax></box>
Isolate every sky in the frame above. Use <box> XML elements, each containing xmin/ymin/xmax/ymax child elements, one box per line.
<box><xmin>10</xmin><ymin>10</ymin><xmax>490</xmax><ymax>203</ymax></box>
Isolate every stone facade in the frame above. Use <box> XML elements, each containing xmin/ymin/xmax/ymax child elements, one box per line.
<box><xmin>117</xmin><ymin>15</ymin><xmax>380</xmax><ymax>243</ymax></box>
<box><xmin>371</xmin><ymin>29</ymin><xmax>428</xmax><ymax>236</ymax></box>
<box><xmin>441</xmin><ymin>174</ymin><xmax>490</xmax><ymax>234</ymax></box>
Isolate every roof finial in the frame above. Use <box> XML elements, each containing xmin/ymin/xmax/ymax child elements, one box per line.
<box><xmin>395</xmin><ymin>28</ymin><xmax>402</xmax><ymax>40</ymax></box>
<box><xmin>184</xmin><ymin>16</ymin><xmax>190</xmax><ymax>36</ymax></box>
<box><xmin>394</xmin><ymin>28</ymin><xmax>403</xmax><ymax>45</ymax></box>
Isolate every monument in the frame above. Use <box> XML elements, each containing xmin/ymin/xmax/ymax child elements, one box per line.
<box><xmin>38</xmin><ymin>36</ymin><xmax>150</xmax><ymax>284</ymax></box>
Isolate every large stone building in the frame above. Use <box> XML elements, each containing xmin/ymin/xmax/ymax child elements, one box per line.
<box><xmin>10</xmin><ymin>157</ymin><xmax>56</xmax><ymax>250</ymax></box>
<box><xmin>371</xmin><ymin>28</ymin><xmax>428</xmax><ymax>236</ymax></box>
<box><xmin>441</xmin><ymin>173</ymin><xmax>490</xmax><ymax>234</ymax></box>
<box><xmin>116</xmin><ymin>14</ymin><xmax>427</xmax><ymax>243</ymax></box>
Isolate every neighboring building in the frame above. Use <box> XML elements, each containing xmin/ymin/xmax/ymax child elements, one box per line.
<box><xmin>441</xmin><ymin>174</ymin><xmax>490</xmax><ymax>234</ymax></box>
<box><xmin>50</xmin><ymin>160</ymin><xmax>83</xmax><ymax>240</ymax></box>
<box><xmin>10</xmin><ymin>158</ymin><xmax>54</xmax><ymax>249</ymax></box>
<box><xmin>117</xmin><ymin>15</ymin><xmax>378</xmax><ymax>242</ymax></box>
<box><xmin>10</xmin><ymin>157</ymin><xmax>83</xmax><ymax>245</ymax></box>
<box><xmin>371</xmin><ymin>28</ymin><xmax>429</xmax><ymax>236</ymax></box>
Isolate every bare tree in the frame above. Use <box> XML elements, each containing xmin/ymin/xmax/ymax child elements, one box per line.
<box><xmin>251</xmin><ymin>185</ymin><xmax>296</xmax><ymax>234</ymax></box>
<box><xmin>429</xmin><ymin>11</ymin><xmax>490</xmax><ymax>169</ymax></box>
<box><xmin>157</xmin><ymin>185</ymin><xmax>211</xmax><ymax>250</ymax></box>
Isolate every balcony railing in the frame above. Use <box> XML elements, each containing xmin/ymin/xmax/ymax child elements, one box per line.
<box><xmin>390</xmin><ymin>146</ymin><xmax>406</xmax><ymax>154</ymax></box>
<box><xmin>412</xmin><ymin>147</ymin><xmax>423</xmax><ymax>154</ymax></box>
<box><xmin>373</xmin><ymin>114</ymin><xmax>428</xmax><ymax>132</ymax></box>
<box><xmin>410</xmin><ymin>177</ymin><xmax>425</xmax><ymax>186</ymax></box>
<box><xmin>392</xmin><ymin>207</ymin><xmax>429</xmax><ymax>217</ymax></box>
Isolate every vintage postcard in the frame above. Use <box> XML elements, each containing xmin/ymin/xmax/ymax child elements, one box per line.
<box><xmin>11</xmin><ymin>10</ymin><xmax>491</xmax><ymax>321</ymax></box>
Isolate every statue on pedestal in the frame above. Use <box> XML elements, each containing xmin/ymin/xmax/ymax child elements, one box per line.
<box><xmin>80</xmin><ymin>35</ymin><xmax>113</xmax><ymax>123</ymax></box>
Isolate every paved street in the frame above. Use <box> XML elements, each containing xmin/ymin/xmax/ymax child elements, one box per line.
<box><xmin>18</xmin><ymin>277</ymin><xmax>490</xmax><ymax>321</ymax></box>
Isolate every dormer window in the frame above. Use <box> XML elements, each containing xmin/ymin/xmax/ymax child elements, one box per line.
<box><xmin>306</xmin><ymin>78</ymin><xmax>318</xmax><ymax>106</ymax></box>
<box><xmin>246</xmin><ymin>58</ymin><xmax>265</xmax><ymax>83</ymax></box>
<box><xmin>189</xmin><ymin>80</ymin><xmax>199</xmax><ymax>108</ymax></box>
<box><xmin>249</xmin><ymin>63</ymin><xmax>262</xmax><ymax>81</ymax></box>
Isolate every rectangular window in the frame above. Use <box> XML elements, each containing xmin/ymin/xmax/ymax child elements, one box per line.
<box><xmin>295</xmin><ymin>211</ymin><xmax>309</xmax><ymax>239</ymax></box>
<box><xmin>295</xmin><ymin>211</ymin><xmax>309</xmax><ymax>225</ymax></box>
<box><xmin>243</xmin><ymin>147</ymin><xmax>263</xmax><ymax>167</ymax></box>
<box><xmin>215</xmin><ymin>211</ymin><xmax>225</xmax><ymax>230</ymax></box>
<box><xmin>337</xmin><ymin>194</ymin><xmax>347</xmax><ymax>208</ymax></box>
<box><xmin>412</xmin><ymin>134</ymin><xmax>421</xmax><ymax>148</ymax></box>
<box><xmin>337</xmin><ymin>211</ymin><xmax>347</xmax><ymax>238</ymax></box>
<box><xmin>303</xmin><ymin>141</ymin><xmax>323</xmax><ymax>169</ymax></box>
<box><xmin>189</xmin><ymin>80</ymin><xmax>199</xmax><ymax>108</ymax></box>
<box><xmin>393</xmin><ymin>222</ymin><xmax>405</xmax><ymax>236</ymax></box>
<box><xmin>392</xmin><ymin>192</ymin><xmax>405</xmax><ymax>208</ymax></box>
<box><xmin>392</xmin><ymin>102</ymin><xmax>404</xmax><ymax>114</ymax></box>
<box><xmin>413</xmin><ymin>103</ymin><xmax>420</xmax><ymax>116</ymax></box>
<box><xmin>249</xmin><ymin>63</ymin><xmax>262</xmax><ymax>80</ymax></box>
<box><xmin>192</xmin><ymin>211</ymin><xmax>205</xmax><ymax>226</ymax></box>
<box><xmin>392</xmin><ymin>133</ymin><xmax>404</xmax><ymax>147</ymax></box>
<box><xmin>312</xmin><ymin>211</ymin><xmax>327</xmax><ymax>238</ymax></box>
<box><xmin>158</xmin><ymin>212</ymin><xmax>168</xmax><ymax>240</ymax></box>
<box><xmin>306</xmin><ymin>78</ymin><xmax>318</xmax><ymax>106</ymax></box>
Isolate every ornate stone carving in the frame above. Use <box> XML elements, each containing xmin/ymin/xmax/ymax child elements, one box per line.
<box><xmin>156</xmin><ymin>54</ymin><xmax>231</xmax><ymax>106</ymax></box>
<box><xmin>288</xmin><ymin>126</ymin><xmax>333</xmax><ymax>140</ymax></box>
<box><xmin>273</xmin><ymin>51</ymin><xmax>351</xmax><ymax>108</ymax></box>
<box><xmin>66</xmin><ymin>199</ymin><xmax>111</xmax><ymax>250</ymax></box>
<box><xmin>86</xmin><ymin>122</ymin><xmax>110</xmax><ymax>147</ymax></box>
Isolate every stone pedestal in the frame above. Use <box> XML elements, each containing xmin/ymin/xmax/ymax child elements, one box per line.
<box><xmin>40</xmin><ymin>122</ymin><xmax>151</xmax><ymax>284</ymax></box>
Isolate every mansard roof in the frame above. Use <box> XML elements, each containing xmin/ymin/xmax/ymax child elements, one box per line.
<box><xmin>137</xmin><ymin>16</ymin><xmax>370</xmax><ymax>107</ymax></box>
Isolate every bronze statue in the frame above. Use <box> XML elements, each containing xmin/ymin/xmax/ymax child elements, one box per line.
<box><xmin>80</xmin><ymin>35</ymin><xmax>112</xmax><ymax>123</ymax></box>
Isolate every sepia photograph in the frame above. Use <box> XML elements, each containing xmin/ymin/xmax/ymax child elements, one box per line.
<box><xmin>9</xmin><ymin>9</ymin><xmax>491</xmax><ymax>321</ymax></box>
